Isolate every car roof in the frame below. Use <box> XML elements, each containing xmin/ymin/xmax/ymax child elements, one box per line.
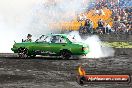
<box><xmin>47</xmin><ymin>34</ymin><xmax>68</xmax><ymax>38</ymax></box>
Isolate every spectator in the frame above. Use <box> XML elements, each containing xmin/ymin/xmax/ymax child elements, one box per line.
<box><xmin>90</xmin><ymin>20</ymin><xmax>93</xmax><ymax>31</ymax></box>
<box><xmin>105</xmin><ymin>23</ymin><xmax>113</xmax><ymax>34</ymax></box>
<box><xmin>98</xmin><ymin>19</ymin><xmax>104</xmax><ymax>27</ymax></box>
<box><xmin>84</xmin><ymin>19</ymin><xmax>91</xmax><ymax>33</ymax></box>
<box><xmin>97</xmin><ymin>19</ymin><xmax>105</xmax><ymax>34</ymax></box>
<box><xmin>126</xmin><ymin>23</ymin><xmax>131</xmax><ymax>33</ymax></box>
<box><xmin>120</xmin><ymin>23</ymin><xmax>127</xmax><ymax>33</ymax></box>
<box><xmin>24</xmin><ymin>34</ymin><xmax>32</xmax><ymax>42</ymax></box>
<box><xmin>84</xmin><ymin>19</ymin><xmax>90</xmax><ymax>27</ymax></box>
<box><xmin>78</xmin><ymin>0</ymin><xmax>131</xmax><ymax>34</ymax></box>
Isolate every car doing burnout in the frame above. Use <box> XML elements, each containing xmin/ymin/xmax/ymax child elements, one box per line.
<box><xmin>11</xmin><ymin>34</ymin><xmax>89</xmax><ymax>59</ymax></box>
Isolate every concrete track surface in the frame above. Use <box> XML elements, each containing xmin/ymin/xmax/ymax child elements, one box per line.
<box><xmin>0</xmin><ymin>53</ymin><xmax>131</xmax><ymax>88</ymax></box>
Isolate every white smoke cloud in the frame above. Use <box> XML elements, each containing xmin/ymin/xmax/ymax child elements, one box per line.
<box><xmin>68</xmin><ymin>31</ymin><xmax>115</xmax><ymax>58</ymax></box>
<box><xmin>85</xmin><ymin>35</ymin><xmax>115</xmax><ymax>58</ymax></box>
<box><xmin>0</xmin><ymin>0</ymin><xmax>89</xmax><ymax>53</ymax></box>
<box><xmin>30</xmin><ymin>0</ymin><xmax>89</xmax><ymax>35</ymax></box>
<box><xmin>0</xmin><ymin>0</ymin><xmax>38</xmax><ymax>53</ymax></box>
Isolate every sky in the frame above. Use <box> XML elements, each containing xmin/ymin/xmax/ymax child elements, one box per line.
<box><xmin>0</xmin><ymin>0</ymin><xmax>40</xmax><ymax>53</ymax></box>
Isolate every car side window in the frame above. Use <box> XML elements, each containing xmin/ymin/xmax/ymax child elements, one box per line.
<box><xmin>51</xmin><ymin>36</ymin><xmax>67</xmax><ymax>43</ymax></box>
<box><xmin>45</xmin><ymin>36</ymin><xmax>52</xmax><ymax>43</ymax></box>
<box><xmin>51</xmin><ymin>36</ymin><xmax>59</xmax><ymax>43</ymax></box>
<box><xmin>59</xmin><ymin>37</ymin><xmax>67</xmax><ymax>43</ymax></box>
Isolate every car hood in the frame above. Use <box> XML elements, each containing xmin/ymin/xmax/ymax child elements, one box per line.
<box><xmin>73</xmin><ymin>42</ymin><xmax>88</xmax><ymax>47</ymax></box>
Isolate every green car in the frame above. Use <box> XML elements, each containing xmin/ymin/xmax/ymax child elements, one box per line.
<box><xmin>11</xmin><ymin>34</ymin><xmax>89</xmax><ymax>59</ymax></box>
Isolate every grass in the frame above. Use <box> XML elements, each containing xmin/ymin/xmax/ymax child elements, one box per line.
<box><xmin>102</xmin><ymin>42</ymin><xmax>132</xmax><ymax>48</ymax></box>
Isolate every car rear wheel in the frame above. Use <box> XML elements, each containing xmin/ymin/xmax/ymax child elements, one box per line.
<box><xmin>60</xmin><ymin>50</ymin><xmax>71</xmax><ymax>59</ymax></box>
<box><xmin>18</xmin><ymin>47</ymin><xmax>28</xmax><ymax>59</ymax></box>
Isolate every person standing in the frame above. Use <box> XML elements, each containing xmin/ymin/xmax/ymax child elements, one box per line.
<box><xmin>25</xmin><ymin>34</ymin><xmax>32</xmax><ymax>42</ymax></box>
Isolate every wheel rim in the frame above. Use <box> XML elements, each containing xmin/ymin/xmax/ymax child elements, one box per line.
<box><xmin>61</xmin><ymin>51</ymin><xmax>71</xmax><ymax>59</ymax></box>
<box><xmin>18</xmin><ymin>48</ymin><xmax>28</xmax><ymax>58</ymax></box>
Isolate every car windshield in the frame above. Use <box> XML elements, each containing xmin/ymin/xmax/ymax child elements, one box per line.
<box><xmin>68</xmin><ymin>35</ymin><xmax>78</xmax><ymax>43</ymax></box>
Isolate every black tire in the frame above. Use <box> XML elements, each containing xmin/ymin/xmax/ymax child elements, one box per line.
<box><xmin>18</xmin><ymin>47</ymin><xmax>28</xmax><ymax>59</ymax></box>
<box><xmin>60</xmin><ymin>50</ymin><xmax>71</xmax><ymax>60</ymax></box>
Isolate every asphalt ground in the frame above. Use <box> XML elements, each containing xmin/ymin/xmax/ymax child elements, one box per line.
<box><xmin>0</xmin><ymin>52</ymin><xmax>131</xmax><ymax>88</ymax></box>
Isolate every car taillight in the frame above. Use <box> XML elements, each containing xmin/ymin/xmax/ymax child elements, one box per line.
<box><xmin>82</xmin><ymin>47</ymin><xmax>88</xmax><ymax>51</ymax></box>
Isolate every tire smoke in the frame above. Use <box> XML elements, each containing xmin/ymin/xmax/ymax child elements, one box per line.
<box><xmin>68</xmin><ymin>31</ymin><xmax>115</xmax><ymax>58</ymax></box>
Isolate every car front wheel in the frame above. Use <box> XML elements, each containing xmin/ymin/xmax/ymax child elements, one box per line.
<box><xmin>60</xmin><ymin>50</ymin><xmax>71</xmax><ymax>59</ymax></box>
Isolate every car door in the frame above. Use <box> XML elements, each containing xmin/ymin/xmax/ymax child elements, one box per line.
<box><xmin>33</xmin><ymin>35</ymin><xmax>52</xmax><ymax>54</ymax></box>
<box><xmin>49</xmin><ymin>35</ymin><xmax>67</xmax><ymax>54</ymax></box>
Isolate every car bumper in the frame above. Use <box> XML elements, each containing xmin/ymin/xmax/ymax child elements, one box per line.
<box><xmin>11</xmin><ymin>48</ymin><xmax>17</xmax><ymax>53</ymax></box>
